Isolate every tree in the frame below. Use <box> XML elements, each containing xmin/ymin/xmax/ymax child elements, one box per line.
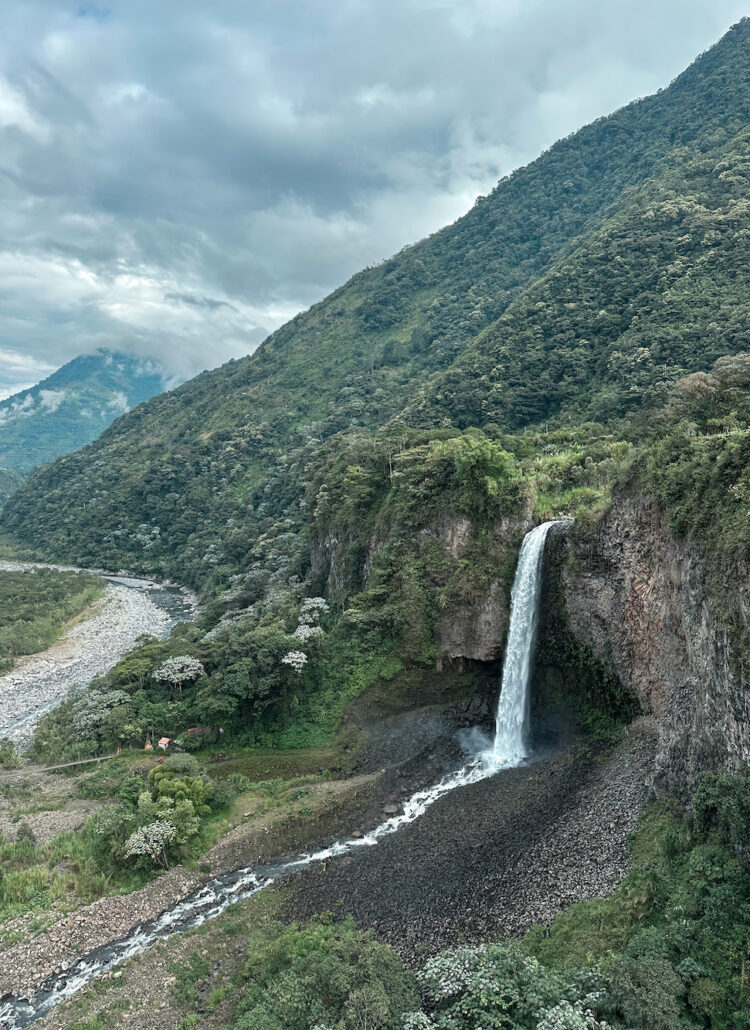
<box><xmin>152</xmin><ymin>655</ymin><xmax>205</xmax><ymax>697</ymax></box>
<box><xmin>123</xmin><ymin>820</ymin><xmax>178</xmax><ymax>869</ymax></box>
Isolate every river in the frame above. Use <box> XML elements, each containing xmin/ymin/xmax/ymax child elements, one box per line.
<box><xmin>0</xmin><ymin>562</ymin><xmax>195</xmax><ymax>749</ymax></box>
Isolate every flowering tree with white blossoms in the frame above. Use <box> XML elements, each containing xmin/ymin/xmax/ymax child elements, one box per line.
<box><xmin>152</xmin><ymin>656</ymin><xmax>205</xmax><ymax>695</ymax></box>
<box><xmin>281</xmin><ymin>650</ymin><xmax>308</xmax><ymax>673</ymax></box>
<box><xmin>292</xmin><ymin>623</ymin><xmax>324</xmax><ymax>642</ymax></box>
<box><xmin>123</xmin><ymin>819</ymin><xmax>178</xmax><ymax>869</ymax></box>
<box><xmin>402</xmin><ymin>943</ymin><xmax>612</xmax><ymax>1030</ymax></box>
<box><xmin>300</xmin><ymin>596</ymin><xmax>329</xmax><ymax>623</ymax></box>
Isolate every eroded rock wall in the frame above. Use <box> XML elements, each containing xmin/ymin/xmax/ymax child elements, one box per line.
<box><xmin>430</xmin><ymin>513</ymin><xmax>529</xmax><ymax>662</ymax></box>
<box><xmin>562</xmin><ymin>493</ymin><xmax>750</xmax><ymax>796</ymax></box>
<box><xmin>311</xmin><ymin>508</ymin><xmax>530</xmax><ymax>663</ymax></box>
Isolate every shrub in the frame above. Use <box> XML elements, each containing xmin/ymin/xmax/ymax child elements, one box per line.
<box><xmin>604</xmin><ymin>956</ymin><xmax>684</xmax><ymax>1030</ymax></box>
<box><xmin>232</xmin><ymin>916</ymin><xmax>417</xmax><ymax>1030</ymax></box>
<box><xmin>0</xmin><ymin>737</ymin><xmax>20</xmax><ymax>769</ymax></box>
<box><xmin>408</xmin><ymin>942</ymin><xmax>607</xmax><ymax>1030</ymax></box>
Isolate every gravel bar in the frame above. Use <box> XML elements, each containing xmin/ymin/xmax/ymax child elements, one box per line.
<box><xmin>0</xmin><ymin>562</ymin><xmax>194</xmax><ymax>748</ymax></box>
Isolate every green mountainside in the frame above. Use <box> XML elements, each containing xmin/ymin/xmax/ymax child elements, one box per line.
<box><xmin>5</xmin><ymin>20</ymin><xmax>750</xmax><ymax>585</ymax></box>
<box><xmin>0</xmin><ymin>18</ymin><xmax>746</xmax><ymax>753</ymax></box>
<box><xmin>0</xmin><ymin>467</ymin><xmax>25</xmax><ymax>506</ymax></box>
<box><xmin>3</xmin><ymin>22</ymin><xmax>750</xmax><ymax>760</ymax></box>
<box><xmin>0</xmin><ymin>349</ymin><xmax>168</xmax><ymax>475</ymax></box>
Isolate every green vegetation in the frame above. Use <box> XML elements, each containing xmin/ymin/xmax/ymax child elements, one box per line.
<box><xmin>5</xmin><ymin>22</ymin><xmax>750</xmax><ymax>768</ymax></box>
<box><xmin>0</xmin><ymin>468</ymin><xmax>25</xmax><ymax>509</ymax></box>
<box><xmin>519</xmin><ymin>767</ymin><xmax>750</xmax><ymax>1028</ymax></box>
<box><xmin>230</xmin><ymin>916</ymin><xmax>418</xmax><ymax>1030</ymax></box>
<box><xmin>636</xmin><ymin>354</ymin><xmax>750</xmax><ymax>550</ymax></box>
<box><xmin>0</xmin><ymin>751</ymin><xmax>337</xmax><ymax>930</ymax></box>
<box><xmin>8</xmin><ymin>21</ymin><xmax>750</xmax><ymax>589</ymax></box>
<box><xmin>0</xmin><ymin>567</ymin><xmax>105</xmax><ymax>673</ymax></box>
<box><xmin>1</xmin><ymin>27</ymin><xmax>750</xmax><ymax>1029</ymax></box>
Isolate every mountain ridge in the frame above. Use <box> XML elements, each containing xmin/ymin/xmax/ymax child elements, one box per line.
<box><xmin>4</xmin><ymin>19</ymin><xmax>750</xmax><ymax>584</ymax></box>
<box><xmin>0</xmin><ymin>349</ymin><xmax>168</xmax><ymax>475</ymax></box>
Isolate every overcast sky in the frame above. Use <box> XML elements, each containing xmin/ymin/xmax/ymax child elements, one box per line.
<box><xmin>0</xmin><ymin>0</ymin><xmax>747</xmax><ymax>397</ymax></box>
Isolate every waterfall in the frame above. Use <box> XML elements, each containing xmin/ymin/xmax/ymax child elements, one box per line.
<box><xmin>490</xmin><ymin>520</ymin><xmax>559</xmax><ymax>769</ymax></box>
<box><xmin>0</xmin><ymin>519</ymin><xmax>566</xmax><ymax>1029</ymax></box>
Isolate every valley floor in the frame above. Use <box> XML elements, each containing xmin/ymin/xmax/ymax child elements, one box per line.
<box><xmin>2</xmin><ymin>714</ymin><xmax>657</xmax><ymax>1029</ymax></box>
<box><xmin>0</xmin><ymin>562</ymin><xmax>193</xmax><ymax>748</ymax></box>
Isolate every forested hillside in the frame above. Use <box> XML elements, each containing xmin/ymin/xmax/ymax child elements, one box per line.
<box><xmin>6</xmin><ymin>20</ymin><xmax>750</xmax><ymax>587</ymax></box>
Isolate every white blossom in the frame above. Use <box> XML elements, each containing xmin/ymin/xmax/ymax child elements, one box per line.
<box><xmin>152</xmin><ymin>655</ymin><xmax>205</xmax><ymax>685</ymax></box>
<box><xmin>537</xmin><ymin>1002</ymin><xmax>612</xmax><ymax>1029</ymax></box>
<box><xmin>402</xmin><ymin>1014</ymin><xmax>435</xmax><ymax>1029</ymax></box>
<box><xmin>281</xmin><ymin>650</ymin><xmax>308</xmax><ymax>673</ymax></box>
<box><xmin>292</xmin><ymin>623</ymin><xmax>323</xmax><ymax>641</ymax></box>
<box><xmin>71</xmin><ymin>689</ymin><xmax>131</xmax><ymax>732</ymax></box>
<box><xmin>299</xmin><ymin>596</ymin><xmax>329</xmax><ymax>623</ymax></box>
<box><xmin>416</xmin><ymin>946</ymin><xmax>486</xmax><ymax>1002</ymax></box>
<box><xmin>123</xmin><ymin>820</ymin><xmax>177</xmax><ymax>864</ymax></box>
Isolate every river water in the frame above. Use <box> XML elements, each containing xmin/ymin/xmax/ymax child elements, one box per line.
<box><xmin>0</xmin><ymin>562</ymin><xmax>195</xmax><ymax>749</ymax></box>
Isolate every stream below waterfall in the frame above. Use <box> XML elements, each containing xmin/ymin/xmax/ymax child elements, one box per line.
<box><xmin>0</xmin><ymin>521</ymin><xmax>564</xmax><ymax>1028</ymax></box>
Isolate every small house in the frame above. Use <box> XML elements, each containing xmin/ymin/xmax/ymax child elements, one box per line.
<box><xmin>158</xmin><ymin>736</ymin><xmax>171</xmax><ymax>751</ymax></box>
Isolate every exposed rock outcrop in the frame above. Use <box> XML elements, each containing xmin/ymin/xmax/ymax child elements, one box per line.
<box><xmin>435</xmin><ymin>580</ymin><xmax>506</xmax><ymax>662</ymax></box>
<box><xmin>311</xmin><ymin>509</ymin><xmax>530</xmax><ymax>663</ymax></box>
<box><xmin>430</xmin><ymin>513</ymin><xmax>529</xmax><ymax>662</ymax></box>
<box><xmin>561</xmin><ymin>492</ymin><xmax>750</xmax><ymax>796</ymax></box>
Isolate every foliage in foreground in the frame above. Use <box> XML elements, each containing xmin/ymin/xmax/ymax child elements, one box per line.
<box><xmin>231</xmin><ymin>916</ymin><xmax>418</xmax><ymax>1030</ymax></box>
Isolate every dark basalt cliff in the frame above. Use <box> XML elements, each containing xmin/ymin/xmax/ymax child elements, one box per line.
<box><xmin>311</xmin><ymin>484</ymin><xmax>748</xmax><ymax>798</ymax></box>
<box><xmin>557</xmin><ymin>494</ymin><xmax>750</xmax><ymax>796</ymax></box>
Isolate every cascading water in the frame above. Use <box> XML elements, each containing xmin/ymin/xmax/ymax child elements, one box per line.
<box><xmin>490</xmin><ymin>520</ymin><xmax>559</xmax><ymax>768</ymax></box>
<box><xmin>0</xmin><ymin>520</ymin><xmax>564</xmax><ymax>1029</ymax></box>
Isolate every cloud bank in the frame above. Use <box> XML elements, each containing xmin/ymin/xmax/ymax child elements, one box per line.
<box><xmin>0</xmin><ymin>0</ymin><xmax>746</xmax><ymax>394</ymax></box>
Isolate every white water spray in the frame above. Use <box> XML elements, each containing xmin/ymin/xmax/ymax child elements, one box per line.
<box><xmin>0</xmin><ymin>521</ymin><xmax>564</xmax><ymax>1028</ymax></box>
<box><xmin>490</xmin><ymin>520</ymin><xmax>559</xmax><ymax>768</ymax></box>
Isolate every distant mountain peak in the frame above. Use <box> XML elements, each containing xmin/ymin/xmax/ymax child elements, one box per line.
<box><xmin>0</xmin><ymin>349</ymin><xmax>171</xmax><ymax>474</ymax></box>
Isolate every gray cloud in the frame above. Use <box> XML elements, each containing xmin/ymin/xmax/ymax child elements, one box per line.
<box><xmin>0</xmin><ymin>0</ymin><xmax>747</xmax><ymax>393</ymax></box>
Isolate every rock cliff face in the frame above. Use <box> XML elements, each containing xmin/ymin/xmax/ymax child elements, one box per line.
<box><xmin>429</xmin><ymin>513</ymin><xmax>529</xmax><ymax>663</ymax></box>
<box><xmin>560</xmin><ymin>493</ymin><xmax>750</xmax><ymax>796</ymax></box>
<box><xmin>310</xmin><ymin>510</ymin><xmax>529</xmax><ymax>663</ymax></box>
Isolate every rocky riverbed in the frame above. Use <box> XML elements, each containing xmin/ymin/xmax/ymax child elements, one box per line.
<box><xmin>2</xmin><ymin>718</ymin><xmax>659</xmax><ymax>1030</ymax></box>
<box><xmin>0</xmin><ymin>562</ymin><xmax>195</xmax><ymax>748</ymax></box>
<box><xmin>283</xmin><ymin>716</ymin><xmax>658</xmax><ymax>958</ymax></box>
<box><xmin>0</xmin><ymin>717</ymin><xmax>657</xmax><ymax>1019</ymax></box>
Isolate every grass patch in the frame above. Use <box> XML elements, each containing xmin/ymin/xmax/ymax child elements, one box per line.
<box><xmin>207</xmin><ymin>747</ymin><xmax>342</xmax><ymax>782</ymax></box>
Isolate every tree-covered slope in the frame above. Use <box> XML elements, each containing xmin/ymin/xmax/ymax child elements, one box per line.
<box><xmin>0</xmin><ymin>350</ymin><xmax>167</xmax><ymax>473</ymax></box>
<box><xmin>5</xmin><ymin>20</ymin><xmax>750</xmax><ymax>583</ymax></box>
<box><xmin>406</xmin><ymin>132</ymin><xmax>750</xmax><ymax>429</ymax></box>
